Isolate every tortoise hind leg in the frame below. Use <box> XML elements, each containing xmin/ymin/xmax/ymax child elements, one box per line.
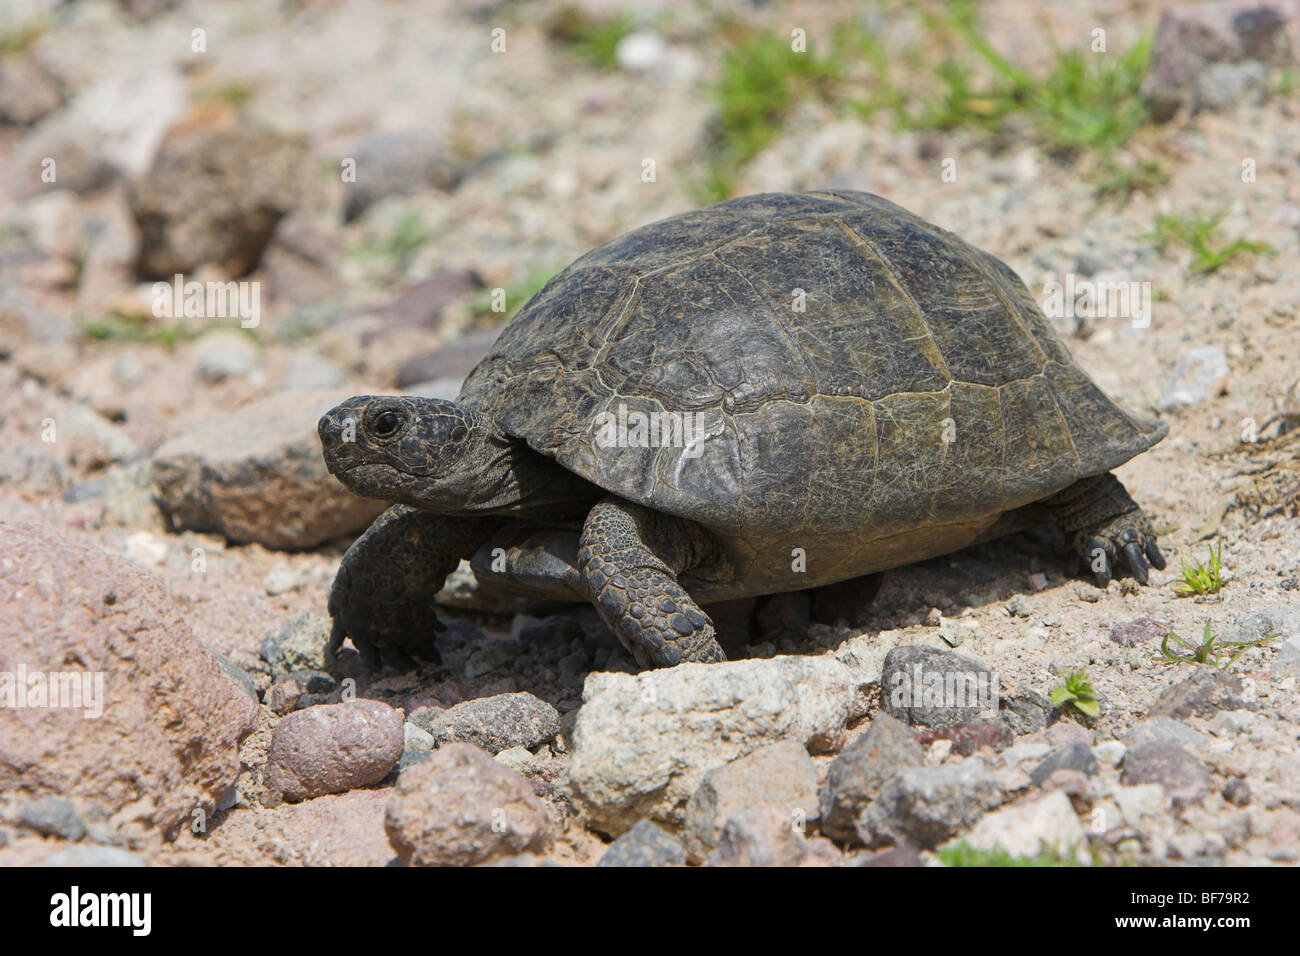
<box><xmin>1045</xmin><ymin>473</ymin><xmax>1166</xmax><ymax>586</ymax></box>
<box><xmin>577</xmin><ymin>497</ymin><xmax>726</xmax><ymax>669</ymax></box>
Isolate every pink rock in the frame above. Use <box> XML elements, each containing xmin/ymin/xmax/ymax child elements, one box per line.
<box><xmin>0</xmin><ymin>522</ymin><xmax>258</xmax><ymax>836</ymax></box>
<box><xmin>264</xmin><ymin>700</ymin><xmax>404</xmax><ymax>801</ymax></box>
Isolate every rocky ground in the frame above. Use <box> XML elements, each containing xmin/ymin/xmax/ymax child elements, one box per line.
<box><xmin>0</xmin><ymin>0</ymin><xmax>1296</xmax><ymax>867</ymax></box>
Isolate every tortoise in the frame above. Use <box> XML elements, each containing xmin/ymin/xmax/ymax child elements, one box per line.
<box><xmin>318</xmin><ymin>190</ymin><xmax>1166</xmax><ymax>670</ymax></box>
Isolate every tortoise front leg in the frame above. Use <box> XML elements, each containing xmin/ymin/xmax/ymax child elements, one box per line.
<box><xmin>328</xmin><ymin>505</ymin><xmax>496</xmax><ymax>669</ymax></box>
<box><xmin>1045</xmin><ymin>473</ymin><xmax>1166</xmax><ymax>586</ymax></box>
<box><xmin>577</xmin><ymin>497</ymin><xmax>726</xmax><ymax>669</ymax></box>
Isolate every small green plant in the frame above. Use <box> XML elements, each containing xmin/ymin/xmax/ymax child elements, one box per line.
<box><xmin>1050</xmin><ymin>669</ymin><xmax>1099</xmax><ymax>718</ymax></box>
<box><xmin>1159</xmin><ymin>620</ymin><xmax>1277</xmax><ymax>670</ymax></box>
<box><xmin>697</xmin><ymin>27</ymin><xmax>843</xmax><ymax>201</ymax></box>
<box><xmin>193</xmin><ymin>81</ymin><xmax>256</xmax><ymax>107</ymax></box>
<box><xmin>1151</xmin><ymin>212</ymin><xmax>1276</xmax><ymax>274</ymax></box>
<box><xmin>80</xmin><ymin>315</ymin><xmax>200</xmax><ymax>348</ymax></box>
<box><xmin>1175</xmin><ymin>539</ymin><xmax>1225</xmax><ymax>596</ymax></box>
<box><xmin>939</xmin><ymin>840</ymin><xmax>1083</xmax><ymax>867</ymax></box>
<box><xmin>469</xmin><ymin>266</ymin><xmax>556</xmax><ymax>324</ymax></box>
<box><xmin>545</xmin><ymin>6</ymin><xmax>635</xmax><ymax>69</ymax></box>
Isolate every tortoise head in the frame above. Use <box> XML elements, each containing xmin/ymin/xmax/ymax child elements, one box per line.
<box><xmin>319</xmin><ymin>395</ymin><xmax>512</xmax><ymax>513</ymax></box>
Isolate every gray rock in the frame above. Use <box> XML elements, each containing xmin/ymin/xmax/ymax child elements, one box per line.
<box><xmin>399</xmin><ymin>722</ymin><xmax>437</xmax><ymax>772</ymax></box>
<box><xmin>261</xmin><ymin>612</ymin><xmax>333</xmax><ymax>676</ymax></box>
<box><xmin>281</xmin><ymin>351</ymin><xmax>345</xmax><ymax>391</ymax></box>
<box><xmin>20</xmin><ymin>798</ymin><xmax>86</xmax><ymax>841</ymax></box>
<box><xmin>1150</xmin><ymin>668</ymin><xmax>1253</xmax><ymax>719</ymax></box>
<box><xmin>683</xmin><ymin>741</ymin><xmax>819</xmax><ymax>861</ymax></box>
<box><xmin>597</xmin><ymin>820</ymin><xmax>687</xmax><ymax>867</ymax></box>
<box><xmin>843</xmin><ymin>845</ymin><xmax>924</xmax><ymax>867</ymax></box>
<box><xmin>1029</xmin><ymin>742</ymin><xmax>1098</xmax><ymax>787</ymax></box>
<box><xmin>569</xmin><ymin>656</ymin><xmax>872</xmax><ymax>835</ymax></box>
<box><xmin>342</xmin><ymin>130</ymin><xmax>460</xmax><ymax>222</ymax></box>
<box><xmin>1222</xmin><ymin>778</ymin><xmax>1251</xmax><ymax>806</ymax></box>
<box><xmin>264</xmin><ymin>700</ymin><xmax>405</xmax><ymax>801</ymax></box>
<box><xmin>1158</xmin><ymin>346</ymin><xmax>1229</xmax><ymax>410</ymax></box>
<box><xmin>1121</xmin><ymin>743</ymin><xmax>1211</xmax><ymax>805</ymax></box>
<box><xmin>858</xmin><ymin>759</ymin><xmax>1005</xmax><ymax>849</ymax></box>
<box><xmin>1143</xmin><ymin>0</ymin><xmax>1300</xmax><ymax>118</ymax></box>
<box><xmin>705</xmin><ymin>808</ymin><xmax>840</xmax><ymax>867</ymax></box>
<box><xmin>881</xmin><ymin>645</ymin><xmax>997</xmax><ymax>727</ymax></box>
<box><xmin>207</xmin><ymin>646</ymin><xmax>259</xmax><ymax>703</ymax></box>
<box><xmin>1108</xmin><ymin>616</ymin><xmax>1169</xmax><ymax>647</ymax></box>
<box><xmin>410</xmin><ymin>692</ymin><xmax>560</xmax><ymax>755</ymax></box>
<box><xmin>1123</xmin><ymin>715</ymin><xmax>1207</xmax><ymax>751</ymax></box>
<box><xmin>952</xmin><ymin>790</ymin><xmax>1087</xmax><ymax>863</ymax></box>
<box><xmin>0</xmin><ymin>55</ymin><xmax>63</xmax><ymax>125</ymax></box>
<box><xmin>1194</xmin><ymin>59</ymin><xmax>1271</xmax><ymax>111</ymax></box>
<box><xmin>820</xmin><ymin>713</ymin><xmax>925</xmax><ymax>843</ymax></box>
<box><xmin>385</xmin><ymin>743</ymin><xmax>551</xmax><ymax>866</ymax></box>
<box><xmin>193</xmin><ymin>329</ymin><xmax>261</xmax><ymax>384</ymax></box>
<box><xmin>999</xmin><ymin>688</ymin><xmax>1057</xmax><ymax>735</ymax></box>
<box><xmin>151</xmin><ymin>391</ymin><xmax>385</xmax><ymax>549</ymax></box>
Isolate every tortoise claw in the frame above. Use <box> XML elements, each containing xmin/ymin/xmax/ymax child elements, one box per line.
<box><xmin>1145</xmin><ymin>538</ymin><xmax>1167</xmax><ymax>570</ymax></box>
<box><xmin>1123</xmin><ymin>542</ymin><xmax>1150</xmax><ymax>585</ymax></box>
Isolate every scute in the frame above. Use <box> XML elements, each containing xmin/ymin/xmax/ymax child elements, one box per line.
<box><xmin>459</xmin><ymin>191</ymin><xmax>1166</xmax><ymax>555</ymax></box>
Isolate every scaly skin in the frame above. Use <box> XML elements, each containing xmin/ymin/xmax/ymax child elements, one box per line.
<box><xmin>327</xmin><ymin>505</ymin><xmax>496</xmax><ymax>668</ymax></box>
<box><xmin>1045</xmin><ymin>472</ymin><xmax>1166</xmax><ymax>586</ymax></box>
<box><xmin>577</xmin><ymin>497</ymin><xmax>726</xmax><ymax>668</ymax></box>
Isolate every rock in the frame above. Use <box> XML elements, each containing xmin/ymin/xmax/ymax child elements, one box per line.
<box><xmin>395</xmin><ymin>328</ymin><xmax>499</xmax><ymax>389</ymax></box>
<box><xmin>493</xmin><ymin>746</ymin><xmax>539</xmax><ymax>775</ymax></box>
<box><xmin>1207</xmin><ymin>709</ymin><xmax>1255</xmax><ymax>736</ymax></box>
<box><xmin>264</xmin><ymin>700</ymin><xmax>404</xmax><ymax>801</ymax></box>
<box><xmin>1108</xmin><ymin>616</ymin><xmax>1169</xmax><ymax>647</ymax></box>
<box><xmin>1194</xmin><ymin>59</ymin><xmax>1271</xmax><ymax>111</ymax></box>
<box><xmin>151</xmin><ymin>391</ymin><xmax>385</xmax><ymax>549</ymax></box>
<box><xmin>1112</xmin><ymin>783</ymin><xmax>1171</xmax><ymax>825</ymax></box>
<box><xmin>880</xmin><ymin>645</ymin><xmax>997</xmax><ymax>727</ymax></box>
<box><xmin>1029</xmin><ymin>742</ymin><xmax>1098</xmax><ymax>787</ymax></box>
<box><xmin>399</xmin><ymin>722</ymin><xmax>436</xmax><ymax>771</ymax></box>
<box><xmin>38</xmin><ymin>847</ymin><xmax>147</xmax><ymax>867</ymax></box>
<box><xmin>1093</xmin><ymin>741</ymin><xmax>1127</xmax><ymax>768</ymax></box>
<box><xmin>208</xmin><ymin>647</ymin><xmax>259</xmax><ymax>704</ymax></box>
<box><xmin>615</xmin><ymin>31</ymin><xmax>668</xmax><ymax>72</ymax></box>
<box><xmin>1121</xmin><ymin>743</ymin><xmax>1211</xmax><ymax>805</ymax></box>
<box><xmin>263</xmin><ymin>566</ymin><xmax>307</xmax><ymax>596</ymax></box>
<box><xmin>844</xmin><ymin>845</ymin><xmax>924</xmax><ymax>867</ymax></box>
<box><xmin>569</xmin><ymin>656</ymin><xmax>871</xmax><ymax>835</ymax></box>
<box><xmin>342</xmin><ymin>130</ymin><xmax>460</xmax><ymax>222</ymax></box>
<box><xmin>1150</xmin><ymin>668</ymin><xmax>1252</xmax><ymax>719</ymax></box>
<box><xmin>19</xmin><ymin>798</ymin><xmax>86</xmax><ymax>841</ymax></box>
<box><xmin>0</xmin><ymin>523</ymin><xmax>257</xmax><ymax>835</ymax></box>
<box><xmin>407</xmin><ymin>692</ymin><xmax>559</xmax><ymax>755</ymax></box>
<box><xmin>915</xmin><ymin>718</ymin><xmax>1013</xmax><ymax>756</ymax></box>
<box><xmin>193</xmin><ymin>329</ymin><xmax>261</xmax><ymax>384</ymax></box>
<box><xmin>597</xmin><ymin>820</ymin><xmax>687</xmax><ymax>867</ymax></box>
<box><xmin>0</xmin><ymin>55</ymin><xmax>63</xmax><ymax>126</ymax></box>
<box><xmin>280</xmin><ymin>352</ymin><xmax>345</xmax><ymax>391</ymax></box>
<box><xmin>385</xmin><ymin>743</ymin><xmax>551</xmax><ymax>866</ymax></box>
<box><xmin>683</xmin><ymin>742</ymin><xmax>819</xmax><ymax>861</ymax></box>
<box><xmin>820</xmin><ymin>713</ymin><xmax>925</xmax><ymax>843</ymax></box>
<box><xmin>1144</xmin><ymin>0</ymin><xmax>1300</xmax><ymax>118</ymax></box>
<box><xmin>998</xmin><ymin>688</ymin><xmax>1058</xmax><ymax>734</ymax></box>
<box><xmin>1123</xmin><ymin>715</ymin><xmax>1207</xmax><ymax>751</ymax></box>
<box><xmin>260</xmin><ymin>613</ymin><xmax>334</xmax><ymax>676</ymax></box>
<box><xmin>129</xmin><ymin>108</ymin><xmax>308</xmax><ymax>277</ymax></box>
<box><xmin>1158</xmin><ymin>346</ymin><xmax>1229</xmax><ymax>410</ymax></box>
<box><xmin>951</xmin><ymin>791</ymin><xmax>1088</xmax><ymax>863</ymax></box>
<box><xmin>858</xmin><ymin>759</ymin><xmax>1005</xmax><ymax>849</ymax></box>
<box><xmin>705</xmin><ymin>808</ymin><xmax>840</xmax><ymax>867</ymax></box>
<box><xmin>1222</xmin><ymin>778</ymin><xmax>1252</xmax><ymax>806</ymax></box>
<box><xmin>261</xmin><ymin>212</ymin><xmax>344</xmax><ymax>308</ymax></box>
<box><xmin>63</xmin><ymin>404</ymin><xmax>137</xmax><ymax>468</ymax></box>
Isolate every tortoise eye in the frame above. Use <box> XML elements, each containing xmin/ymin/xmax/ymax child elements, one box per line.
<box><xmin>450</xmin><ymin>425</ymin><xmax>468</xmax><ymax>441</ymax></box>
<box><xmin>373</xmin><ymin>411</ymin><xmax>402</xmax><ymax>438</ymax></box>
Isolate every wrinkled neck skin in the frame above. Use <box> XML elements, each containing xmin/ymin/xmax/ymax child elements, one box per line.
<box><xmin>402</xmin><ymin>412</ymin><xmax>598</xmax><ymax>519</ymax></box>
